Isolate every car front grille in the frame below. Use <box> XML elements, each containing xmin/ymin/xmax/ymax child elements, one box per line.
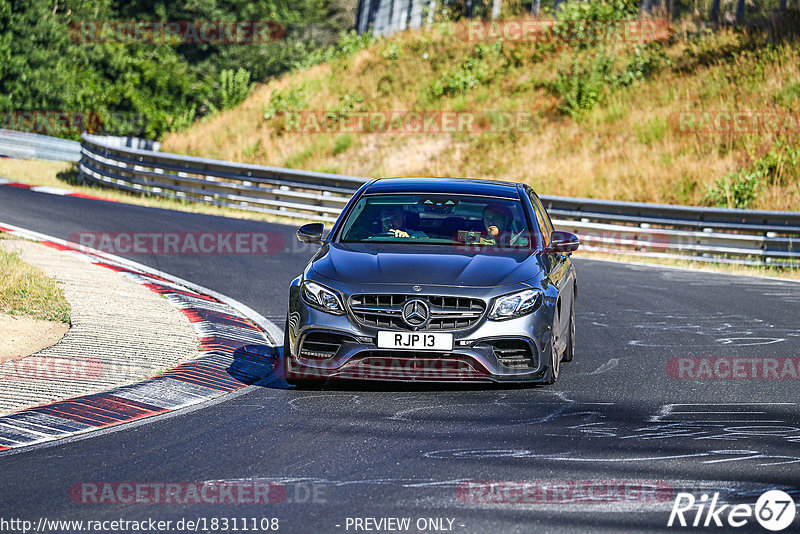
<box><xmin>489</xmin><ymin>339</ymin><xmax>536</xmax><ymax>369</ymax></box>
<box><xmin>333</xmin><ymin>352</ymin><xmax>490</xmax><ymax>381</ymax></box>
<box><xmin>348</xmin><ymin>294</ymin><xmax>485</xmax><ymax>330</ymax></box>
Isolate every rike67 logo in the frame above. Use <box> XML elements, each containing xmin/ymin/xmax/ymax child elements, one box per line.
<box><xmin>668</xmin><ymin>490</ymin><xmax>796</xmax><ymax>531</ymax></box>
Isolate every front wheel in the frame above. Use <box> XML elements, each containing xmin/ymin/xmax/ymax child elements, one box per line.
<box><xmin>562</xmin><ymin>304</ymin><xmax>575</xmax><ymax>363</ymax></box>
<box><xmin>542</xmin><ymin>342</ymin><xmax>560</xmax><ymax>385</ymax></box>
<box><xmin>283</xmin><ymin>320</ymin><xmax>322</xmax><ymax>389</ymax></box>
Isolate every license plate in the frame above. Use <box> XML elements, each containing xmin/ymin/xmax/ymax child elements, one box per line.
<box><xmin>377</xmin><ymin>331</ymin><xmax>453</xmax><ymax>351</ymax></box>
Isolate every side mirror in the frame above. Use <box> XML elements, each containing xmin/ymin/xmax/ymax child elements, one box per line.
<box><xmin>297</xmin><ymin>223</ymin><xmax>324</xmax><ymax>244</ymax></box>
<box><xmin>548</xmin><ymin>231</ymin><xmax>580</xmax><ymax>254</ymax></box>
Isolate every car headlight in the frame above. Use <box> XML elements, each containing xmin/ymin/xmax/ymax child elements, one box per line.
<box><xmin>302</xmin><ymin>280</ymin><xmax>345</xmax><ymax>314</ymax></box>
<box><xmin>488</xmin><ymin>289</ymin><xmax>542</xmax><ymax>320</ymax></box>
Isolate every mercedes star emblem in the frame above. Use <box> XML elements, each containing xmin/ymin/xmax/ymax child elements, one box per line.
<box><xmin>402</xmin><ymin>299</ymin><xmax>430</xmax><ymax>328</ymax></box>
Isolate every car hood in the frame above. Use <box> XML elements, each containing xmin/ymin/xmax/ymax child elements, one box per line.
<box><xmin>310</xmin><ymin>243</ymin><xmax>542</xmax><ymax>287</ymax></box>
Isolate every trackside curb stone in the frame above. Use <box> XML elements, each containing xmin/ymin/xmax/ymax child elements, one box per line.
<box><xmin>0</xmin><ymin>224</ymin><xmax>280</xmax><ymax>453</ymax></box>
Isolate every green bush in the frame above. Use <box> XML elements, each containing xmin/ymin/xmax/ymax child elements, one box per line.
<box><xmin>263</xmin><ymin>86</ymin><xmax>308</xmax><ymax>120</ymax></box>
<box><xmin>552</xmin><ymin>43</ymin><xmax>666</xmax><ymax>117</ymax></box>
<box><xmin>553</xmin><ymin>51</ymin><xmax>615</xmax><ymax>117</ymax></box>
<box><xmin>553</xmin><ymin>0</ymin><xmax>641</xmax><ymax>21</ymax></box>
<box><xmin>428</xmin><ymin>42</ymin><xmax>505</xmax><ymax>98</ymax></box>
<box><xmin>301</xmin><ymin>30</ymin><xmax>376</xmax><ymax>68</ymax></box>
<box><xmin>327</xmin><ymin>93</ymin><xmax>365</xmax><ymax>119</ymax></box>
<box><xmin>380</xmin><ymin>42</ymin><xmax>402</xmax><ymax>61</ymax></box>
<box><xmin>218</xmin><ymin>69</ymin><xmax>255</xmax><ymax>111</ymax></box>
<box><xmin>611</xmin><ymin>44</ymin><xmax>667</xmax><ymax>87</ymax></box>
<box><xmin>774</xmin><ymin>81</ymin><xmax>800</xmax><ymax>110</ymax></box>
<box><xmin>704</xmin><ymin>139</ymin><xmax>800</xmax><ymax>208</ymax></box>
<box><xmin>333</xmin><ymin>133</ymin><xmax>353</xmax><ymax>155</ymax></box>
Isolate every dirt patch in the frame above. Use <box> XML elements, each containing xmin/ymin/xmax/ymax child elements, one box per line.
<box><xmin>0</xmin><ymin>313</ymin><xmax>69</xmax><ymax>362</ymax></box>
<box><xmin>364</xmin><ymin>136</ymin><xmax>452</xmax><ymax>177</ymax></box>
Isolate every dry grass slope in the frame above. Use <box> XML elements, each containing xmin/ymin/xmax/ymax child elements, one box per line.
<box><xmin>162</xmin><ymin>18</ymin><xmax>800</xmax><ymax>211</ymax></box>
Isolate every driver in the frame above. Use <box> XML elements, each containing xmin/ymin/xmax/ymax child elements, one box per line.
<box><xmin>480</xmin><ymin>203</ymin><xmax>526</xmax><ymax>246</ymax></box>
<box><xmin>380</xmin><ymin>205</ymin><xmax>427</xmax><ymax>238</ymax></box>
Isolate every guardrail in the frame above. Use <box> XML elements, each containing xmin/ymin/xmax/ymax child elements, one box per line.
<box><xmin>78</xmin><ymin>133</ymin><xmax>799</xmax><ymax>268</ymax></box>
<box><xmin>79</xmin><ymin>133</ymin><xmax>367</xmax><ymax>223</ymax></box>
<box><xmin>83</xmin><ymin>134</ymin><xmax>162</xmax><ymax>152</ymax></box>
<box><xmin>542</xmin><ymin>197</ymin><xmax>800</xmax><ymax>268</ymax></box>
<box><xmin>0</xmin><ymin>130</ymin><xmax>81</xmax><ymax>161</ymax></box>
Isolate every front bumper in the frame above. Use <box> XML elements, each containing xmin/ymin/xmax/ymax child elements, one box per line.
<box><xmin>285</xmin><ymin>282</ymin><xmax>556</xmax><ymax>383</ymax></box>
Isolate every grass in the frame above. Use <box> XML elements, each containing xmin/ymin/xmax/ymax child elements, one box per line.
<box><xmin>0</xmin><ymin>235</ymin><xmax>71</xmax><ymax>323</ymax></box>
<box><xmin>159</xmin><ymin>16</ymin><xmax>800</xmax><ymax>211</ymax></box>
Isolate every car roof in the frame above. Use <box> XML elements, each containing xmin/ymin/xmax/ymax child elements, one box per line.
<box><xmin>365</xmin><ymin>177</ymin><xmax>522</xmax><ymax>199</ymax></box>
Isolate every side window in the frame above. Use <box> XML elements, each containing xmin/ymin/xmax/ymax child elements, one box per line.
<box><xmin>536</xmin><ymin>194</ymin><xmax>554</xmax><ymax>234</ymax></box>
<box><xmin>526</xmin><ymin>188</ymin><xmax>550</xmax><ymax>247</ymax></box>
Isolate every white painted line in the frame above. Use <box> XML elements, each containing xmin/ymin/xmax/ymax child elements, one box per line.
<box><xmin>670</xmin><ymin>411</ymin><xmax>770</xmax><ymax>414</ymax></box>
<box><xmin>5</xmin><ymin>412</ymin><xmax>91</xmax><ymax>432</ymax></box>
<box><xmin>589</xmin><ymin>358</ymin><xmax>618</xmax><ymax>375</ymax></box>
<box><xmin>163</xmin><ymin>294</ymin><xmax>237</xmax><ymax>315</ymax></box>
<box><xmin>114</xmin><ymin>380</ymin><xmax>223</xmax><ymax>410</ymax></box>
<box><xmin>30</xmin><ymin>185</ymin><xmax>74</xmax><ymax>195</ymax></box>
<box><xmin>193</xmin><ymin>321</ymin><xmax>267</xmax><ymax>344</ymax></box>
<box><xmin>0</xmin><ymin>422</ymin><xmax>53</xmax><ymax>439</ymax></box>
<box><xmin>0</xmin><ymin>417</ymin><xmax>71</xmax><ymax>436</ymax></box>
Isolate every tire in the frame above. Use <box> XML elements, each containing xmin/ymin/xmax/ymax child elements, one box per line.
<box><xmin>542</xmin><ymin>339</ymin><xmax>560</xmax><ymax>385</ymax></box>
<box><xmin>283</xmin><ymin>320</ymin><xmax>321</xmax><ymax>389</ymax></box>
<box><xmin>562</xmin><ymin>303</ymin><xmax>575</xmax><ymax>363</ymax></box>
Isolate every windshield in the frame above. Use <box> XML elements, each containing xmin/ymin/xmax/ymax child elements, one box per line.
<box><xmin>338</xmin><ymin>193</ymin><xmax>539</xmax><ymax>249</ymax></box>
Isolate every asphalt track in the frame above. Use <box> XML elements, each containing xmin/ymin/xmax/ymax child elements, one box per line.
<box><xmin>1</xmin><ymin>185</ymin><xmax>799</xmax><ymax>533</ymax></box>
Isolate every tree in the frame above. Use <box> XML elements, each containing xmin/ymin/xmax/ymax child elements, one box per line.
<box><xmin>711</xmin><ymin>0</ymin><xmax>720</xmax><ymax>23</ymax></box>
<box><xmin>0</xmin><ymin>0</ymin><xmax>362</xmax><ymax>139</ymax></box>
<box><xmin>735</xmin><ymin>0</ymin><xmax>745</xmax><ymax>23</ymax></box>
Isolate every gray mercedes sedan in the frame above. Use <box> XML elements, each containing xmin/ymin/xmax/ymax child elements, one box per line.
<box><xmin>284</xmin><ymin>177</ymin><xmax>579</xmax><ymax>386</ymax></box>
